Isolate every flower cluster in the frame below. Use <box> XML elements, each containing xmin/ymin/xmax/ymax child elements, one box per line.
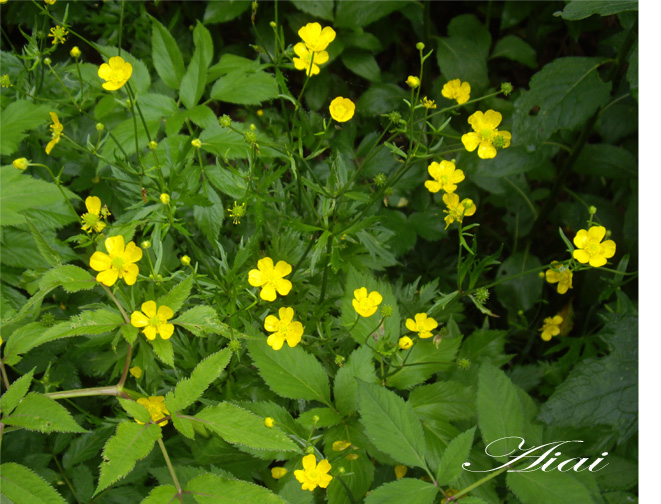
<box><xmin>293</xmin><ymin>23</ymin><xmax>335</xmax><ymax>76</ymax></box>
<box><xmin>442</xmin><ymin>193</ymin><xmax>476</xmax><ymax>229</ymax></box>
<box><xmin>398</xmin><ymin>312</ymin><xmax>439</xmax><ymax>350</ymax></box>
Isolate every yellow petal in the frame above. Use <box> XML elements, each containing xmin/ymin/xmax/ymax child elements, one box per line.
<box><xmin>477</xmin><ymin>142</ymin><xmax>497</xmax><ymax>159</ymax></box>
<box><xmin>573</xmin><ymin>249</ymin><xmax>590</xmax><ymax>263</ymax></box>
<box><xmin>105</xmin><ymin>235</ymin><xmax>125</xmax><ymax>256</ymax></box>
<box><xmin>274</xmin><ymin>260</ymin><xmax>292</xmax><ymax>278</ymax></box>
<box><xmin>498</xmin><ymin>130</ymin><xmax>512</xmax><ymax>147</ymax></box>
<box><xmin>483</xmin><ymin>109</ymin><xmax>502</xmax><ymax>128</ymax></box>
<box><xmin>368</xmin><ymin>291</ymin><xmax>382</xmax><ymax>305</ymax></box>
<box><xmin>96</xmin><ymin>268</ymin><xmax>118</xmax><ymax>286</ymax></box>
<box><xmin>573</xmin><ymin>229</ymin><xmax>589</xmax><ymax>248</ymax></box>
<box><xmin>279</xmin><ymin>306</ymin><xmax>294</xmax><ymax>324</ymax></box>
<box><xmin>302</xmin><ymin>454</ymin><xmax>317</xmax><ymax>470</ymax></box>
<box><xmin>98</xmin><ymin>62</ymin><xmax>112</xmax><ymax>80</ymax></box>
<box><xmin>287</xmin><ymin>322</ymin><xmax>303</xmax><ymax>347</ymax></box>
<box><xmin>602</xmin><ymin>240</ymin><xmax>616</xmax><ymax>258</ymax></box>
<box><xmin>267</xmin><ymin>333</ymin><xmax>285</xmax><ymax>350</ymax></box>
<box><xmin>588</xmin><ymin>226</ymin><xmax>606</xmax><ymax>241</ymax></box>
<box><xmin>131</xmin><ymin>311</ymin><xmax>150</xmax><ymax>328</ymax></box>
<box><xmin>89</xmin><ymin>251</ymin><xmax>111</xmax><ymax>272</ymax></box>
<box><xmin>424</xmin><ymin>180</ymin><xmax>442</xmax><ymax>193</ymax></box>
<box><xmin>85</xmin><ymin>196</ymin><xmax>101</xmax><ymax>215</ymax></box>
<box><xmin>143</xmin><ymin>325</ymin><xmax>157</xmax><ymax>340</ymax></box>
<box><xmin>461</xmin><ymin>132</ymin><xmax>480</xmax><ymax>152</ymax></box>
<box><xmin>123</xmin><ymin>241</ymin><xmax>143</xmax><ymax>263</ymax></box>
<box><xmin>427</xmin><ymin>162</ymin><xmax>442</xmax><ymax>180</ymax></box>
<box><xmin>405</xmin><ymin>318</ymin><xmax>417</xmax><ymax>332</ymax></box>
<box><xmin>102</xmin><ymin>81</ymin><xmax>122</xmax><ymax>91</ymax></box>
<box><xmin>248</xmin><ymin>269</ymin><xmax>264</xmax><ymax>287</ymax></box>
<box><xmin>589</xmin><ymin>255</ymin><xmax>607</xmax><ymax>268</ymax></box>
<box><xmin>294</xmin><ymin>42</ymin><xmax>309</xmax><ymax>58</ymax></box>
<box><xmin>260</xmin><ymin>284</ymin><xmax>277</xmax><ymax>302</ymax></box>
<box><xmin>257</xmin><ymin>257</ymin><xmax>274</xmax><ymax>273</ymax></box>
<box><xmin>354</xmin><ymin>287</ymin><xmax>367</xmax><ymax>301</ymax></box>
<box><xmin>122</xmin><ymin>263</ymin><xmax>139</xmax><ymax>285</ymax></box>
<box><xmin>275</xmin><ymin>278</ymin><xmax>292</xmax><ymax>296</ymax></box>
<box><xmin>157</xmin><ymin>305</ymin><xmax>174</xmax><ymax>321</ymax></box>
<box><xmin>264</xmin><ymin>315</ymin><xmax>280</xmax><ymax>332</ymax></box>
<box><xmin>141</xmin><ymin>301</ymin><xmax>157</xmax><ymax>318</ymax></box>
<box><xmin>157</xmin><ymin>323</ymin><xmax>174</xmax><ymax>339</ymax></box>
<box><xmin>313</xmin><ymin>50</ymin><xmax>329</xmax><ymax>65</ymax></box>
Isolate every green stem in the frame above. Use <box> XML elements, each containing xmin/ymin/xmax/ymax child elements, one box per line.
<box><xmin>318</xmin><ymin>235</ymin><xmax>333</xmax><ymax>304</ymax></box>
<box><xmin>0</xmin><ymin>360</ymin><xmax>11</xmax><ymax>390</ymax></box>
<box><xmin>449</xmin><ymin>464</ymin><xmax>511</xmax><ymax>500</ymax></box>
<box><xmin>45</xmin><ymin>385</ymin><xmax>123</xmax><ymax>400</ymax></box>
<box><xmin>45</xmin><ymin>62</ymin><xmax>80</xmax><ymax>112</ymax></box>
<box><xmin>32</xmin><ymin>163</ymin><xmax>79</xmax><ymax>220</ymax></box>
<box><xmin>51</xmin><ymin>452</ymin><xmax>81</xmax><ymax>504</ymax></box>
<box><xmin>158</xmin><ymin>438</ymin><xmax>183</xmax><ymax>502</ymax></box>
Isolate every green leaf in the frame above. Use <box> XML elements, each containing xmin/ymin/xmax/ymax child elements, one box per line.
<box><xmin>0</xmin><ymin>462</ymin><xmax>67</xmax><ymax>504</ymax></box>
<box><xmin>171</xmin><ymin>306</ymin><xmax>226</xmax><ymax>337</ymax></box>
<box><xmin>409</xmin><ymin>381</ymin><xmax>476</xmax><ymax>422</ymax></box>
<box><xmin>491</xmin><ymin>35</ymin><xmax>537</xmax><ymax>68</ymax></box>
<box><xmin>341</xmin><ymin>49</ymin><xmax>381</xmax><ymax>82</ymax></box>
<box><xmin>247</xmin><ymin>338</ymin><xmax>331</xmax><ymax>404</ymax></box>
<box><xmin>494</xmin><ymin>252</ymin><xmax>543</xmax><ymax>313</ymax></box>
<box><xmin>558</xmin><ymin>0</ymin><xmax>638</xmax><ymax>20</ymax></box>
<box><xmin>179</xmin><ymin>22</ymin><xmax>213</xmax><ymax>109</ymax></box>
<box><xmin>194</xmin><ymin>181</ymin><xmax>224</xmax><ymax>243</ymax></box>
<box><xmin>151</xmin><ymin>17</ymin><xmax>186</xmax><ymax>89</ymax></box>
<box><xmin>291</xmin><ymin>0</ymin><xmax>334</xmax><ymax>21</ymax></box>
<box><xmin>150</xmin><ymin>337</ymin><xmax>174</xmax><ymax>367</ymax></box>
<box><xmin>335</xmin><ymin>1</ymin><xmax>409</xmax><ymax>28</ymax></box>
<box><xmin>140</xmin><ymin>485</ymin><xmax>178</xmax><ymax>504</ymax></box>
<box><xmin>0</xmin><ymin>100</ymin><xmax>51</xmax><ymax>155</ymax></box>
<box><xmin>627</xmin><ymin>42</ymin><xmax>637</xmax><ymax>101</ymax></box>
<box><xmin>156</xmin><ymin>276</ymin><xmax>193</xmax><ymax>316</ymax></box>
<box><xmin>363</xmin><ymin>478</ymin><xmax>438</xmax><ymax>504</ymax></box>
<box><xmin>95</xmin><ymin>422</ymin><xmax>161</xmax><ymax>495</ymax></box>
<box><xmin>297</xmin><ymin>407</ymin><xmax>342</xmax><ymax>429</ymax></box>
<box><xmin>513</xmin><ymin>57</ymin><xmax>611</xmax><ymax>147</ymax></box>
<box><xmin>203</xmin><ymin>0</ymin><xmax>251</xmax><ymax>24</ymax></box>
<box><xmin>186</xmin><ymin>473</ymin><xmax>288</xmax><ymax>503</ymax></box>
<box><xmin>436</xmin><ymin>427</ymin><xmax>476</xmax><ymax>486</ymax></box>
<box><xmin>171</xmin><ymin>414</ymin><xmax>196</xmax><ymax>439</ymax></box>
<box><xmin>121</xmin><ymin>324</ymin><xmax>139</xmax><ymax>344</ymax></box>
<box><xmin>200</xmin><ymin>125</ymin><xmax>253</xmax><ymax>161</ymax></box>
<box><xmin>25</xmin><ymin>217</ymin><xmax>62</xmax><ymax>266</ymax></box>
<box><xmin>39</xmin><ymin>265</ymin><xmax>97</xmax><ymax>293</ymax></box>
<box><xmin>165</xmin><ymin>348</ymin><xmax>231</xmax><ymax>414</ymax></box>
<box><xmin>2</xmin><ymin>392</ymin><xmax>86</xmax><ymax>433</ymax></box>
<box><xmin>327</xmin><ymin>448</ymin><xmax>374</xmax><ymax>504</ymax></box>
<box><xmin>334</xmin><ymin>345</ymin><xmax>378</xmax><ymax>415</ymax></box>
<box><xmin>477</xmin><ymin>362</ymin><xmax>523</xmax><ymax>456</ymax></box>
<box><xmin>573</xmin><ymin>144</ymin><xmax>637</xmax><ymax>178</ymax></box>
<box><xmin>385</xmin><ymin>338</ymin><xmax>462</xmax><ymax>389</ymax></box>
<box><xmin>1</xmin><ymin>368</ymin><xmax>35</xmax><ymax>415</ymax></box>
<box><xmin>507</xmin><ymin>470</ymin><xmax>595</xmax><ymax>504</ymax></box>
<box><xmin>357</xmin><ymin>380</ymin><xmax>426</xmax><ymax>468</ymax></box>
<box><xmin>356</xmin><ymin>83</ymin><xmax>408</xmax><ymax>115</ymax></box>
<box><xmin>210</xmin><ymin>70</ymin><xmax>279</xmax><ymax>105</ymax></box>
<box><xmin>117</xmin><ymin>398</ymin><xmax>151</xmax><ymax>424</ymax></box>
<box><xmin>193</xmin><ymin>402</ymin><xmax>298</xmax><ymax>452</ymax></box>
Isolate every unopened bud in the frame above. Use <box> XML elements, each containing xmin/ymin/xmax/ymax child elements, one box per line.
<box><xmin>381</xmin><ymin>305</ymin><xmax>394</xmax><ymax>318</ymax></box>
<box><xmin>588</xmin><ymin>205</ymin><xmax>597</xmax><ymax>215</ymax></box>
<box><xmin>96</xmin><ymin>122</ymin><xmax>105</xmax><ymax>131</ymax></box>
<box><xmin>501</xmin><ymin>82</ymin><xmax>513</xmax><ymax>96</ymax></box>
<box><xmin>181</xmin><ymin>255</ymin><xmax>191</xmax><ymax>266</ymax></box>
<box><xmin>141</xmin><ymin>241</ymin><xmax>151</xmax><ymax>249</ymax></box>
<box><xmin>70</xmin><ymin>46</ymin><xmax>81</xmax><ymax>58</ymax></box>
<box><xmin>219</xmin><ymin>115</ymin><xmax>231</xmax><ymax>128</ymax></box>
<box><xmin>160</xmin><ymin>193</ymin><xmax>170</xmax><ymax>205</ymax></box>
<box><xmin>416</xmin><ymin>42</ymin><xmax>425</xmax><ymax>51</ymax></box>
<box><xmin>191</xmin><ymin>138</ymin><xmax>202</xmax><ymax>148</ymax></box>
<box><xmin>148</xmin><ymin>140</ymin><xmax>158</xmax><ymax>150</ymax></box>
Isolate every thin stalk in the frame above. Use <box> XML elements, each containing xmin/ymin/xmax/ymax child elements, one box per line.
<box><xmin>45</xmin><ymin>385</ymin><xmax>121</xmax><ymax>400</ymax></box>
<box><xmin>51</xmin><ymin>452</ymin><xmax>81</xmax><ymax>504</ymax></box>
<box><xmin>45</xmin><ymin>62</ymin><xmax>80</xmax><ymax>111</ymax></box>
<box><xmin>0</xmin><ymin>360</ymin><xmax>11</xmax><ymax>390</ymax></box>
<box><xmin>318</xmin><ymin>235</ymin><xmax>333</xmax><ymax>304</ymax></box>
<box><xmin>449</xmin><ymin>464</ymin><xmax>511</xmax><ymax>500</ymax></box>
<box><xmin>32</xmin><ymin>163</ymin><xmax>79</xmax><ymax>220</ymax></box>
<box><xmin>158</xmin><ymin>438</ymin><xmax>183</xmax><ymax>503</ymax></box>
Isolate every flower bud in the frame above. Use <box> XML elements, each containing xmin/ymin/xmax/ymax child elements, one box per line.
<box><xmin>474</xmin><ymin>287</ymin><xmax>490</xmax><ymax>303</ymax></box>
<box><xmin>312</xmin><ymin>415</ymin><xmax>320</xmax><ymax>423</ymax></box>
<box><xmin>334</xmin><ymin>354</ymin><xmax>346</xmax><ymax>366</ymax></box>
<box><xmin>181</xmin><ymin>255</ymin><xmax>191</xmax><ymax>266</ymax></box>
<box><xmin>160</xmin><ymin>193</ymin><xmax>170</xmax><ymax>205</ymax></box>
<box><xmin>70</xmin><ymin>46</ymin><xmax>81</xmax><ymax>58</ymax></box>
<box><xmin>405</xmin><ymin>75</ymin><xmax>420</xmax><ymax>88</ymax></box>
<box><xmin>191</xmin><ymin>138</ymin><xmax>202</xmax><ymax>149</ymax></box>
<box><xmin>41</xmin><ymin>313</ymin><xmax>56</xmax><ymax>327</ymax></box>
<box><xmin>249</xmin><ymin>123</ymin><xmax>257</xmax><ymax>131</ymax></box>
<box><xmin>96</xmin><ymin>122</ymin><xmax>105</xmax><ymax>131</ymax></box>
<box><xmin>501</xmin><ymin>82</ymin><xmax>513</xmax><ymax>96</ymax></box>
<box><xmin>381</xmin><ymin>305</ymin><xmax>394</xmax><ymax>318</ymax></box>
<box><xmin>264</xmin><ymin>417</ymin><xmax>275</xmax><ymax>428</ymax></box>
<box><xmin>228</xmin><ymin>339</ymin><xmax>241</xmax><ymax>352</ymax></box>
<box><xmin>148</xmin><ymin>140</ymin><xmax>158</xmax><ymax>150</ymax></box>
<box><xmin>141</xmin><ymin>241</ymin><xmax>152</xmax><ymax>250</ymax></box>
<box><xmin>271</xmin><ymin>467</ymin><xmax>287</xmax><ymax>479</ymax></box>
<box><xmin>219</xmin><ymin>114</ymin><xmax>232</xmax><ymax>128</ymax></box>
<box><xmin>305</xmin><ymin>446</ymin><xmax>315</xmax><ymax>454</ymax></box>
<box><xmin>588</xmin><ymin>205</ymin><xmax>597</xmax><ymax>215</ymax></box>
<box><xmin>129</xmin><ymin>366</ymin><xmax>143</xmax><ymax>378</ymax></box>
<box><xmin>345</xmin><ymin>453</ymin><xmax>359</xmax><ymax>460</ymax></box>
<box><xmin>44</xmin><ymin>57</ymin><xmax>52</xmax><ymax>66</ymax></box>
<box><xmin>12</xmin><ymin>158</ymin><xmax>29</xmax><ymax>170</ymax></box>
<box><xmin>269</xmin><ymin>21</ymin><xmax>277</xmax><ymax>28</ymax></box>
<box><xmin>416</xmin><ymin>42</ymin><xmax>425</xmax><ymax>50</ymax></box>
<box><xmin>244</xmin><ymin>131</ymin><xmax>257</xmax><ymax>145</ymax></box>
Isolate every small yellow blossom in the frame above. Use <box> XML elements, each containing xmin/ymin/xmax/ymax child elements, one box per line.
<box><xmin>1</xmin><ymin>74</ymin><xmax>12</xmax><ymax>88</ymax></box>
<box><xmin>44</xmin><ymin>0</ymin><xmax>56</xmax><ymax>4</ymax></box>
<box><xmin>70</xmin><ymin>46</ymin><xmax>81</xmax><ymax>58</ymax></box>
<box><xmin>293</xmin><ymin>43</ymin><xmax>328</xmax><ymax>76</ymax></box>
<box><xmin>12</xmin><ymin>158</ymin><xmax>29</xmax><ymax>170</ymax></box>
<box><xmin>332</xmin><ymin>440</ymin><xmax>352</xmax><ymax>451</ymax></box>
<box><xmin>228</xmin><ymin>201</ymin><xmax>246</xmax><ymax>225</ymax></box>
<box><xmin>264</xmin><ymin>307</ymin><xmax>304</xmax><ymax>350</ymax></box>
<box><xmin>129</xmin><ymin>366</ymin><xmax>143</xmax><ymax>378</ymax></box>
<box><xmin>89</xmin><ymin>235</ymin><xmax>142</xmax><ymax>286</ymax></box>
<box><xmin>191</xmin><ymin>138</ymin><xmax>202</xmax><ymax>148</ymax></box>
<box><xmin>545</xmin><ymin>261</ymin><xmax>573</xmax><ymax>294</ymax></box>
<box><xmin>264</xmin><ymin>417</ymin><xmax>275</xmax><ymax>428</ymax></box>
<box><xmin>442</xmin><ymin>193</ymin><xmax>476</xmax><ymax>229</ymax></box>
<box><xmin>352</xmin><ymin>287</ymin><xmax>383</xmax><ymax>318</ymax></box>
<box><xmin>98</xmin><ymin>55</ymin><xmax>133</xmax><ymax>91</ymax></box>
<box><xmin>81</xmin><ymin>196</ymin><xmax>107</xmax><ymax>233</ymax></box>
<box><xmin>406</xmin><ymin>75</ymin><xmax>420</xmax><ymax>88</ymax></box>
<box><xmin>181</xmin><ymin>255</ymin><xmax>191</xmax><ymax>266</ymax></box>
<box><xmin>539</xmin><ymin>315</ymin><xmax>563</xmax><ymax>342</ymax></box>
<box><xmin>136</xmin><ymin>396</ymin><xmax>169</xmax><ymax>426</ymax></box>
<box><xmin>329</xmin><ymin>96</ymin><xmax>355</xmax><ymax>123</ymax></box>
<box><xmin>461</xmin><ymin>110</ymin><xmax>512</xmax><ymax>159</ymax></box>
<box><xmin>405</xmin><ymin>313</ymin><xmax>439</xmax><ymax>339</ymax></box>
<box><xmin>45</xmin><ymin>112</ymin><xmax>63</xmax><ymax>155</ymax></box>
<box><xmin>131</xmin><ymin>301</ymin><xmax>175</xmax><ymax>341</ymax></box>
<box><xmin>248</xmin><ymin>257</ymin><xmax>293</xmax><ymax>302</ymax></box>
<box><xmin>442</xmin><ymin>79</ymin><xmax>471</xmax><ymax>104</ymax></box>
<box><xmin>271</xmin><ymin>467</ymin><xmax>287</xmax><ymax>479</ymax></box>
<box><xmin>424</xmin><ymin>160</ymin><xmax>465</xmax><ymax>194</ymax></box>
<box><xmin>395</xmin><ymin>465</ymin><xmax>408</xmax><ymax>479</ymax></box>
<box><xmin>572</xmin><ymin>226</ymin><xmax>616</xmax><ymax>268</ymax></box>
<box><xmin>294</xmin><ymin>454</ymin><xmax>333</xmax><ymax>492</ymax></box>
<box><xmin>398</xmin><ymin>336</ymin><xmax>414</xmax><ymax>350</ymax></box>
<box><xmin>298</xmin><ymin>22</ymin><xmax>336</xmax><ymax>52</ymax></box>
<box><xmin>48</xmin><ymin>25</ymin><xmax>68</xmax><ymax>45</ymax></box>
<box><xmin>421</xmin><ymin>96</ymin><xmax>437</xmax><ymax>109</ymax></box>
<box><xmin>160</xmin><ymin>193</ymin><xmax>170</xmax><ymax>205</ymax></box>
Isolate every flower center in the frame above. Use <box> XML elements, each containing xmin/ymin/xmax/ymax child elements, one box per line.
<box><xmin>111</xmin><ymin>256</ymin><xmax>125</xmax><ymax>270</ymax></box>
<box><xmin>440</xmin><ymin>175</ymin><xmax>448</xmax><ymax>184</ymax></box>
<box><xmin>83</xmin><ymin>213</ymin><xmax>99</xmax><ymax>226</ymax></box>
<box><xmin>480</xmin><ymin>128</ymin><xmax>493</xmax><ymax>139</ymax></box>
<box><xmin>308</xmin><ymin>470</ymin><xmax>318</xmax><ymax>480</ymax></box>
<box><xmin>335</xmin><ymin>105</ymin><xmax>346</xmax><ymax>116</ymax></box>
<box><xmin>150</xmin><ymin>316</ymin><xmax>161</xmax><ymax>327</ymax></box>
<box><xmin>587</xmin><ymin>242</ymin><xmax>600</xmax><ymax>255</ymax></box>
<box><xmin>359</xmin><ymin>299</ymin><xmax>373</xmax><ymax>311</ymax></box>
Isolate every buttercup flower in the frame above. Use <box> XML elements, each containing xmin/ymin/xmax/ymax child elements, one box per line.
<box><xmin>81</xmin><ymin>196</ymin><xmax>106</xmax><ymax>233</ymax></box>
<box><xmin>424</xmin><ymin>160</ymin><xmax>465</xmax><ymax>194</ymax></box>
<box><xmin>131</xmin><ymin>301</ymin><xmax>175</xmax><ymax>340</ymax></box>
<box><xmin>48</xmin><ymin>25</ymin><xmax>68</xmax><ymax>45</ymax></box>
<box><xmin>13</xmin><ymin>158</ymin><xmax>29</xmax><ymax>170</ymax></box>
<box><xmin>545</xmin><ymin>261</ymin><xmax>573</xmax><ymax>294</ymax></box>
<box><xmin>248</xmin><ymin>257</ymin><xmax>293</xmax><ymax>302</ymax></box>
<box><xmin>129</xmin><ymin>366</ymin><xmax>143</xmax><ymax>378</ymax></box>
<box><xmin>98</xmin><ymin>55</ymin><xmax>133</xmax><ymax>91</ymax></box>
<box><xmin>332</xmin><ymin>440</ymin><xmax>352</xmax><ymax>451</ymax></box>
<box><xmin>136</xmin><ymin>396</ymin><xmax>170</xmax><ymax>426</ymax></box>
<box><xmin>264</xmin><ymin>307</ymin><xmax>303</xmax><ymax>350</ymax></box>
<box><xmin>398</xmin><ymin>336</ymin><xmax>414</xmax><ymax>350</ymax></box>
<box><xmin>406</xmin><ymin>75</ymin><xmax>420</xmax><ymax>88</ymax></box>
<box><xmin>405</xmin><ymin>313</ymin><xmax>439</xmax><ymax>339</ymax></box>
<box><xmin>421</xmin><ymin>96</ymin><xmax>437</xmax><ymax>109</ymax></box>
<box><xmin>298</xmin><ymin>22</ymin><xmax>336</xmax><ymax>52</ymax></box>
<box><xmin>329</xmin><ymin>97</ymin><xmax>355</xmax><ymax>123</ymax></box>
<box><xmin>293</xmin><ymin>43</ymin><xmax>328</xmax><ymax>76</ymax></box>
<box><xmin>572</xmin><ymin>226</ymin><xmax>616</xmax><ymax>268</ymax></box>
<box><xmin>395</xmin><ymin>465</ymin><xmax>408</xmax><ymax>479</ymax></box>
<box><xmin>271</xmin><ymin>467</ymin><xmax>288</xmax><ymax>479</ymax></box>
<box><xmin>443</xmin><ymin>193</ymin><xmax>476</xmax><ymax>229</ymax></box>
<box><xmin>352</xmin><ymin>287</ymin><xmax>383</xmax><ymax>317</ymax></box>
<box><xmin>461</xmin><ymin>110</ymin><xmax>511</xmax><ymax>159</ymax></box>
<box><xmin>89</xmin><ymin>235</ymin><xmax>143</xmax><ymax>286</ymax></box>
<box><xmin>264</xmin><ymin>417</ymin><xmax>275</xmax><ymax>428</ymax></box>
<box><xmin>294</xmin><ymin>454</ymin><xmax>333</xmax><ymax>492</ymax></box>
<box><xmin>539</xmin><ymin>315</ymin><xmax>563</xmax><ymax>342</ymax></box>
<box><xmin>45</xmin><ymin>112</ymin><xmax>63</xmax><ymax>155</ymax></box>
<box><xmin>442</xmin><ymin>79</ymin><xmax>471</xmax><ymax>104</ymax></box>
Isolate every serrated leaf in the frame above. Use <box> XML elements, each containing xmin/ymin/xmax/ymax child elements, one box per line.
<box><xmin>179</xmin><ymin>22</ymin><xmax>213</xmax><ymax>109</ymax></box>
<box><xmin>558</xmin><ymin>0</ymin><xmax>638</xmax><ymax>20</ymax></box>
<box><xmin>0</xmin><ymin>101</ymin><xmax>52</xmax><ymax>155</ymax></box>
<box><xmin>363</xmin><ymin>478</ymin><xmax>438</xmax><ymax>504</ymax></box>
<box><xmin>409</xmin><ymin>381</ymin><xmax>476</xmax><ymax>422</ymax></box>
<box><xmin>385</xmin><ymin>338</ymin><xmax>462</xmax><ymax>389</ymax></box>
<box><xmin>194</xmin><ymin>181</ymin><xmax>224</xmax><ymax>243</ymax></box>
<box><xmin>436</xmin><ymin>427</ymin><xmax>476</xmax><ymax>486</ymax></box>
<box><xmin>210</xmin><ymin>70</ymin><xmax>279</xmax><ymax>105</ymax></box>
<box><xmin>291</xmin><ymin>0</ymin><xmax>334</xmax><ymax>21</ymax></box>
<box><xmin>573</xmin><ymin>144</ymin><xmax>637</xmax><ymax>178</ymax></box>
<box><xmin>192</xmin><ymin>402</ymin><xmax>298</xmax><ymax>452</ymax></box>
<box><xmin>117</xmin><ymin>398</ymin><xmax>151</xmax><ymax>424</ymax></box>
<box><xmin>0</xmin><ymin>462</ymin><xmax>67</xmax><ymax>504</ymax></box>
<box><xmin>357</xmin><ymin>380</ymin><xmax>426</xmax><ymax>468</ymax></box>
<box><xmin>38</xmin><ymin>265</ymin><xmax>96</xmax><ymax>293</ymax></box>
<box><xmin>25</xmin><ymin>217</ymin><xmax>62</xmax><ymax>266</ymax></box>
<box><xmin>171</xmin><ymin>306</ymin><xmax>225</xmax><ymax>337</ymax></box>
<box><xmin>494</xmin><ymin>252</ymin><xmax>543</xmax><ymax>313</ymax></box>
<box><xmin>95</xmin><ymin>422</ymin><xmax>161</xmax><ymax>495</ymax></box>
<box><xmin>327</xmin><ymin>449</ymin><xmax>374</xmax><ymax>504</ymax></box>
<box><xmin>121</xmin><ymin>324</ymin><xmax>138</xmax><ymax>344</ymax></box>
<box><xmin>140</xmin><ymin>484</ymin><xmax>178</xmax><ymax>504</ymax></box>
<box><xmin>1</xmin><ymin>368</ymin><xmax>35</xmax><ymax>415</ymax></box>
<box><xmin>185</xmin><ymin>473</ymin><xmax>287</xmax><ymax>503</ymax></box>
<box><xmin>151</xmin><ymin>17</ymin><xmax>185</xmax><ymax>89</ymax></box>
<box><xmin>172</xmin><ymin>414</ymin><xmax>196</xmax><ymax>439</ymax></box>
<box><xmin>157</xmin><ymin>276</ymin><xmax>193</xmax><ymax>315</ymax></box>
<box><xmin>3</xmin><ymin>393</ymin><xmax>86</xmax><ymax>433</ymax></box>
<box><xmin>165</xmin><ymin>349</ymin><xmax>231</xmax><ymax>414</ymax></box>
<box><xmin>150</xmin><ymin>337</ymin><xmax>174</xmax><ymax>367</ymax></box>
<box><xmin>333</xmin><ymin>345</ymin><xmax>378</xmax><ymax>415</ymax></box>
<box><xmin>247</xmin><ymin>338</ymin><xmax>331</xmax><ymax>405</ymax></box>
<box><xmin>507</xmin><ymin>470</ymin><xmax>595</xmax><ymax>504</ymax></box>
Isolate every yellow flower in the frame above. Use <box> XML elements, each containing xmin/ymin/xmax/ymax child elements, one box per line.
<box><xmin>191</xmin><ymin>138</ymin><xmax>202</xmax><ymax>148</ymax></box>
<box><xmin>352</xmin><ymin>287</ymin><xmax>383</xmax><ymax>318</ymax></box>
<box><xmin>441</xmin><ymin>79</ymin><xmax>471</xmax><ymax>104</ymax></box>
<box><xmin>228</xmin><ymin>201</ymin><xmax>246</xmax><ymax>225</ymax></box>
<box><xmin>12</xmin><ymin>158</ymin><xmax>29</xmax><ymax>170</ymax></box>
<box><xmin>572</xmin><ymin>226</ymin><xmax>616</xmax><ymax>268</ymax></box>
<box><xmin>89</xmin><ymin>235</ymin><xmax>143</xmax><ymax>286</ymax></box>
<box><xmin>136</xmin><ymin>396</ymin><xmax>169</xmax><ymax>426</ymax></box>
<box><xmin>264</xmin><ymin>417</ymin><xmax>275</xmax><ymax>428</ymax></box>
<box><xmin>271</xmin><ymin>467</ymin><xmax>288</xmax><ymax>479</ymax></box>
<box><xmin>461</xmin><ymin>110</ymin><xmax>512</xmax><ymax>159</ymax></box>
<box><xmin>539</xmin><ymin>315</ymin><xmax>563</xmax><ymax>342</ymax></box>
<box><xmin>98</xmin><ymin>55</ymin><xmax>133</xmax><ymax>91</ymax></box>
<box><xmin>44</xmin><ymin>0</ymin><xmax>56</xmax><ymax>4</ymax></box>
<box><xmin>293</xmin><ymin>43</ymin><xmax>328</xmax><ymax>76</ymax></box>
<box><xmin>45</xmin><ymin>112</ymin><xmax>63</xmax><ymax>155</ymax></box>
<box><xmin>81</xmin><ymin>196</ymin><xmax>107</xmax><ymax>233</ymax></box>
<box><xmin>160</xmin><ymin>193</ymin><xmax>170</xmax><ymax>205</ymax></box>
<box><xmin>48</xmin><ymin>25</ymin><xmax>68</xmax><ymax>45</ymax></box>
<box><xmin>129</xmin><ymin>366</ymin><xmax>143</xmax><ymax>378</ymax></box>
<box><xmin>294</xmin><ymin>454</ymin><xmax>333</xmax><ymax>492</ymax></box>
<box><xmin>545</xmin><ymin>261</ymin><xmax>573</xmax><ymax>294</ymax></box>
<box><xmin>395</xmin><ymin>465</ymin><xmax>407</xmax><ymax>479</ymax></box>
<box><xmin>424</xmin><ymin>160</ymin><xmax>465</xmax><ymax>194</ymax></box>
<box><xmin>264</xmin><ymin>307</ymin><xmax>304</xmax><ymax>350</ymax></box>
<box><xmin>406</xmin><ymin>76</ymin><xmax>420</xmax><ymax>88</ymax></box>
<box><xmin>181</xmin><ymin>255</ymin><xmax>191</xmax><ymax>266</ymax></box>
<box><xmin>298</xmin><ymin>22</ymin><xmax>336</xmax><ymax>52</ymax></box>
<box><xmin>442</xmin><ymin>193</ymin><xmax>476</xmax><ymax>229</ymax></box>
<box><xmin>248</xmin><ymin>257</ymin><xmax>293</xmax><ymax>302</ymax></box>
<box><xmin>131</xmin><ymin>301</ymin><xmax>175</xmax><ymax>341</ymax></box>
<box><xmin>70</xmin><ymin>46</ymin><xmax>81</xmax><ymax>58</ymax></box>
<box><xmin>405</xmin><ymin>313</ymin><xmax>439</xmax><ymax>339</ymax></box>
<box><xmin>332</xmin><ymin>440</ymin><xmax>352</xmax><ymax>451</ymax></box>
<box><xmin>329</xmin><ymin>96</ymin><xmax>355</xmax><ymax>123</ymax></box>
<box><xmin>421</xmin><ymin>96</ymin><xmax>437</xmax><ymax>109</ymax></box>
<box><xmin>398</xmin><ymin>336</ymin><xmax>414</xmax><ymax>350</ymax></box>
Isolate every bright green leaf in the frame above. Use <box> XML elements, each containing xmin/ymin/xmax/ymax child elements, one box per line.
<box><xmin>1</xmin><ymin>368</ymin><xmax>35</xmax><ymax>415</ymax></box>
<box><xmin>364</xmin><ymin>478</ymin><xmax>438</xmax><ymax>504</ymax></box>
<box><xmin>3</xmin><ymin>392</ymin><xmax>86</xmax><ymax>433</ymax></box>
<box><xmin>151</xmin><ymin>18</ymin><xmax>186</xmax><ymax>89</ymax></box>
<box><xmin>436</xmin><ymin>427</ymin><xmax>476</xmax><ymax>486</ymax></box>
<box><xmin>0</xmin><ymin>462</ymin><xmax>67</xmax><ymax>504</ymax></box>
